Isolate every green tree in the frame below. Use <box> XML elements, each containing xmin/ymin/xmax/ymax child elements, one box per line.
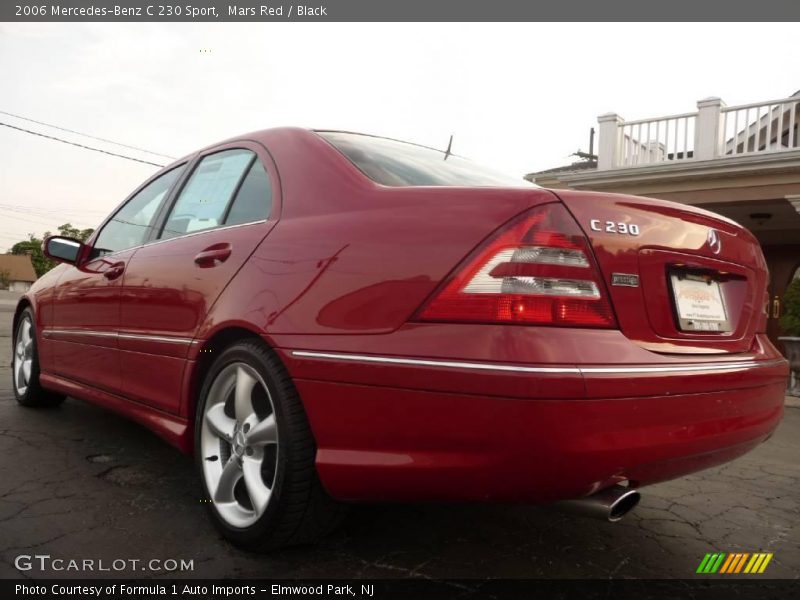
<box><xmin>780</xmin><ymin>278</ymin><xmax>800</xmax><ymax>337</ymax></box>
<box><xmin>0</xmin><ymin>269</ymin><xmax>10</xmax><ymax>290</ymax></box>
<box><xmin>10</xmin><ymin>235</ymin><xmax>53</xmax><ymax>278</ymax></box>
<box><xmin>9</xmin><ymin>223</ymin><xmax>95</xmax><ymax>278</ymax></box>
<box><xmin>57</xmin><ymin>223</ymin><xmax>94</xmax><ymax>242</ymax></box>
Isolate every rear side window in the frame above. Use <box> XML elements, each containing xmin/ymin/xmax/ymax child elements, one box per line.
<box><xmin>317</xmin><ymin>131</ymin><xmax>534</xmax><ymax>188</ymax></box>
<box><xmin>225</xmin><ymin>160</ymin><xmax>272</xmax><ymax>226</ymax></box>
<box><xmin>160</xmin><ymin>149</ymin><xmax>271</xmax><ymax>240</ymax></box>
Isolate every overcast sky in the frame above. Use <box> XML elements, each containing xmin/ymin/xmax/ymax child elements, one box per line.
<box><xmin>1</xmin><ymin>22</ymin><xmax>799</xmax><ymax>251</ymax></box>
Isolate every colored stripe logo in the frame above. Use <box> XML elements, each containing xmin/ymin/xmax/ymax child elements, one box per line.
<box><xmin>697</xmin><ymin>552</ymin><xmax>773</xmax><ymax>574</ymax></box>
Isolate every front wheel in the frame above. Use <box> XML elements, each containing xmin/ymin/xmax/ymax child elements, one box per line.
<box><xmin>13</xmin><ymin>308</ymin><xmax>65</xmax><ymax>408</ymax></box>
<box><xmin>195</xmin><ymin>339</ymin><xmax>344</xmax><ymax>550</ymax></box>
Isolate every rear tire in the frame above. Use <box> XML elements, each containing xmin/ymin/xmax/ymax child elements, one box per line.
<box><xmin>194</xmin><ymin>339</ymin><xmax>344</xmax><ymax>550</ymax></box>
<box><xmin>13</xmin><ymin>308</ymin><xmax>65</xmax><ymax>408</ymax></box>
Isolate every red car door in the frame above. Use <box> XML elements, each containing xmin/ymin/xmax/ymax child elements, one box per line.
<box><xmin>118</xmin><ymin>142</ymin><xmax>278</xmax><ymax>414</ymax></box>
<box><xmin>48</xmin><ymin>165</ymin><xmax>186</xmax><ymax>395</ymax></box>
<box><xmin>48</xmin><ymin>249</ymin><xmax>135</xmax><ymax>393</ymax></box>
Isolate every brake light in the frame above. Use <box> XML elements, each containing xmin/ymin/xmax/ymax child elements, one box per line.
<box><xmin>416</xmin><ymin>202</ymin><xmax>617</xmax><ymax>328</ymax></box>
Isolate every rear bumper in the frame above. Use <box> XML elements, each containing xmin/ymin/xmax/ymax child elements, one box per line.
<box><xmin>273</xmin><ymin>328</ymin><xmax>788</xmax><ymax>503</ymax></box>
<box><xmin>290</xmin><ymin>378</ymin><xmax>784</xmax><ymax>503</ymax></box>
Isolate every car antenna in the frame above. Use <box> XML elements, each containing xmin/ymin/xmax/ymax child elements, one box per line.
<box><xmin>444</xmin><ymin>134</ymin><xmax>453</xmax><ymax>161</ymax></box>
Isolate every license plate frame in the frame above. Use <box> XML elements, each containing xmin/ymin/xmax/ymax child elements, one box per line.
<box><xmin>669</xmin><ymin>273</ymin><xmax>732</xmax><ymax>333</ymax></box>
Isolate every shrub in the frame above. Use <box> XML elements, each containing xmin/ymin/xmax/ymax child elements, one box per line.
<box><xmin>780</xmin><ymin>278</ymin><xmax>800</xmax><ymax>337</ymax></box>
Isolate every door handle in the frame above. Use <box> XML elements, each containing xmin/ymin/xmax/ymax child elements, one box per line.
<box><xmin>772</xmin><ymin>295</ymin><xmax>781</xmax><ymax>319</ymax></box>
<box><xmin>103</xmin><ymin>262</ymin><xmax>126</xmax><ymax>280</ymax></box>
<box><xmin>194</xmin><ymin>243</ymin><xmax>232</xmax><ymax>267</ymax></box>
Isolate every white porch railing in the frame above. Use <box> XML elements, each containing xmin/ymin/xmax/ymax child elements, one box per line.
<box><xmin>619</xmin><ymin>112</ymin><xmax>696</xmax><ymax>166</ymax></box>
<box><xmin>722</xmin><ymin>98</ymin><xmax>799</xmax><ymax>156</ymax></box>
<box><xmin>598</xmin><ymin>95</ymin><xmax>800</xmax><ymax>170</ymax></box>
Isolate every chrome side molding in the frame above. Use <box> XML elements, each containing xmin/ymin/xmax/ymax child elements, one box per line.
<box><xmin>42</xmin><ymin>329</ymin><xmax>194</xmax><ymax>345</ymax></box>
<box><xmin>292</xmin><ymin>351</ymin><xmax>580</xmax><ymax>374</ymax></box>
<box><xmin>291</xmin><ymin>350</ymin><xmax>787</xmax><ymax>376</ymax></box>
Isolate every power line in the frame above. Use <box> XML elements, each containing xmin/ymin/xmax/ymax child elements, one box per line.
<box><xmin>0</xmin><ymin>203</ymin><xmax>105</xmax><ymax>219</ymax></box>
<box><xmin>0</xmin><ymin>208</ymin><xmax>94</xmax><ymax>230</ymax></box>
<box><xmin>0</xmin><ymin>210</ymin><xmax>58</xmax><ymax>227</ymax></box>
<box><xmin>0</xmin><ymin>109</ymin><xmax>177</xmax><ymax>160</ymax></box>
<box><xmin>0</xmin><ymin>121</ymin><xmax>166</xmax><ymax>168</ymax></box>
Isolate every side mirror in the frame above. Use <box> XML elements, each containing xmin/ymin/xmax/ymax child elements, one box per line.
<box><xmin>43</xmin><ymin>236</ymin><xmax>84</xmax><ymax>265</ymax></box>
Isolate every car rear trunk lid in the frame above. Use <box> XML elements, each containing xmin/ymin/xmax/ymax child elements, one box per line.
<box><xmin>552</xmin><ymin>190</ymin><xmax>768</xmax><ymax>354</ymax></box>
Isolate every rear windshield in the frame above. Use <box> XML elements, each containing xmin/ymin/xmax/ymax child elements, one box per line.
<box><xmin>317</xmin><ymin>131</ymin><xmax>534</xmax><ymax>188</ymax></box>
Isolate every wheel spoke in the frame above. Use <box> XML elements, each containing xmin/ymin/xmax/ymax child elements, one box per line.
<box><xmin>242</xmin><ymin>456</ymin><xmax>270</xmax><ymax>516</ymax></box>
<box><xmin>21</xmin><ymin>360</ymin><xmax>32</xmax><ymax>384</ymax></box>
<box><xmin>234</xmin><ymin>366</ymin><xmax>257</xmax><ymax>423</ymax></box>
<box><xmin>213</xmin><ymin>457</ymin><xmax>242</xmax><ymax>503</ymax></box>
<box><xmin>15</xmin><ymin>360</ymin><xmax>26</xmax><ymax>390</ymax></box>
<box><xmin>246</xmin><ymin>414</ymin><xmax>277</xmax><ymax>446</ymax></box>
<box><xmin>205</xmin><ymin>403</ymin><xmax>235</xmax><ymax>442</ymax></box>
<box><xmin>21</xmin><ymin>320</ymin><xmax>31</xmax><ymax>346</ymax></box>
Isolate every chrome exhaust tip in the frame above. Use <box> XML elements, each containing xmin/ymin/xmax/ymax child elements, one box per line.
<box><xmin>557</xmin><ymin>484</ymin><xmax>641</xmax><ymax>522</ymax></box>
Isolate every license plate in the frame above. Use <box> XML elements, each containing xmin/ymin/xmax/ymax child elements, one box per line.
<box><xmin>670</xmin><ymin>274</ymin><xmax>730</xmax><ymax>332</ymax></box>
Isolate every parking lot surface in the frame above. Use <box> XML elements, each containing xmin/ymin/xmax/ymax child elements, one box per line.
<box><xmin>0</xmin><ymin>291</ymin><xmax>797</xmax><ymax>579</ymax></box>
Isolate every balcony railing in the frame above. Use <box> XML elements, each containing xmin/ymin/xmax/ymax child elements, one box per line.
<box><xmin>722</xmin><ymin>98</ymin><xmax>799</xmax><ymax>156</ymax></box>
<box><xmin>598</xmin><ymin>95</ymin><xmax>800</xmax><ymax>170</ymax></box>
<box><xmin>619</xmin><ymin>112</ymin><xmax>696</xmax><ymax>166</ymax></box>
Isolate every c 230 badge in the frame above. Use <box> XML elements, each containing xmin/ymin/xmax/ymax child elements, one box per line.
<box><xmin>589</xmin><ymin>219</ymin><xmax>640</xmax><ymax>236</ymax></box>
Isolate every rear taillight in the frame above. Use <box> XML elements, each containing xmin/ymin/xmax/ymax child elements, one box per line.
<box><xmin>416</xmin><ymin>202</ymin><xmax>617</xmax><ymax>328</ymax></box>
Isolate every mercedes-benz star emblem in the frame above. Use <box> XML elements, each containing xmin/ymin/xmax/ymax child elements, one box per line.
<box><xmin>707</xmin><ymin>229</ymin><xmax>722</xmax><ymax>255</ymax></box>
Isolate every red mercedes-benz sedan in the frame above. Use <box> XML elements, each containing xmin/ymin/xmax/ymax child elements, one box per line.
<box><xmin>12</xmin><ymin>128</ymin><xmax>788</xmax><ymax>549</ymax></box>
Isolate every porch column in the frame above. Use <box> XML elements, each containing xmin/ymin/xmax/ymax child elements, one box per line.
<box><xmin>695</xmin><ymin>97</ymin><xmax>725</xmax><ymax>160</ymax></box>
<box><xmin>597</xmin><ymin>112</ymin><xmax>623</xmax><ymax>170</ymax></box>
<box><xmin>787</xmin><ymin>195</ymin><xmax>800</xmax><ymax>215</ymax></box>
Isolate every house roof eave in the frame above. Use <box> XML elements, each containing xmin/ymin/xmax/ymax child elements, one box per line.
<box><xmin>552</xmin><ymin>149</ymin><xmax>800</xmax><ymax>188</ymax></box>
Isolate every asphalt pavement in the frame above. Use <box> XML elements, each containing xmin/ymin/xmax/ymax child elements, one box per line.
<box><xmin>0</xmin><ymin>290</ymin><xmax>797</xmax><ymax>580</ymax></box>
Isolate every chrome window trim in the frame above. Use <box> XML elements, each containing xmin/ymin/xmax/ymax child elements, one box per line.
<box><xmin>148</xmin><ymin>218</ymin><xmax>268</xmax><ymax>248</ymax></box>
<box><xmin>290</xmin><ymin>350</ymin><xmax>787</xmax><ymax>376</ymax></box>
<box><xmin>93</xmin><ymin>219</ymin><xmax>268</xmax><ymax>260</ymax></box>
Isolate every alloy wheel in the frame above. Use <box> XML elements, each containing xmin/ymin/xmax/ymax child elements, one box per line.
<box><xmin>200</xmin><ymin>362</ymin><xmax>279</xmax><ymax>528</ymax></box>
<box><xmin>13</xmin><ymin>317</ymin><xmax>33</xmax><ymax>396</ymax></box>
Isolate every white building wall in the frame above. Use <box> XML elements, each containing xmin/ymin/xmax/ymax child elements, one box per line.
<box><xmin>9</xmin><ymin>281</ymin><xmax>31</xmax><ymax>293</ymax></box>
